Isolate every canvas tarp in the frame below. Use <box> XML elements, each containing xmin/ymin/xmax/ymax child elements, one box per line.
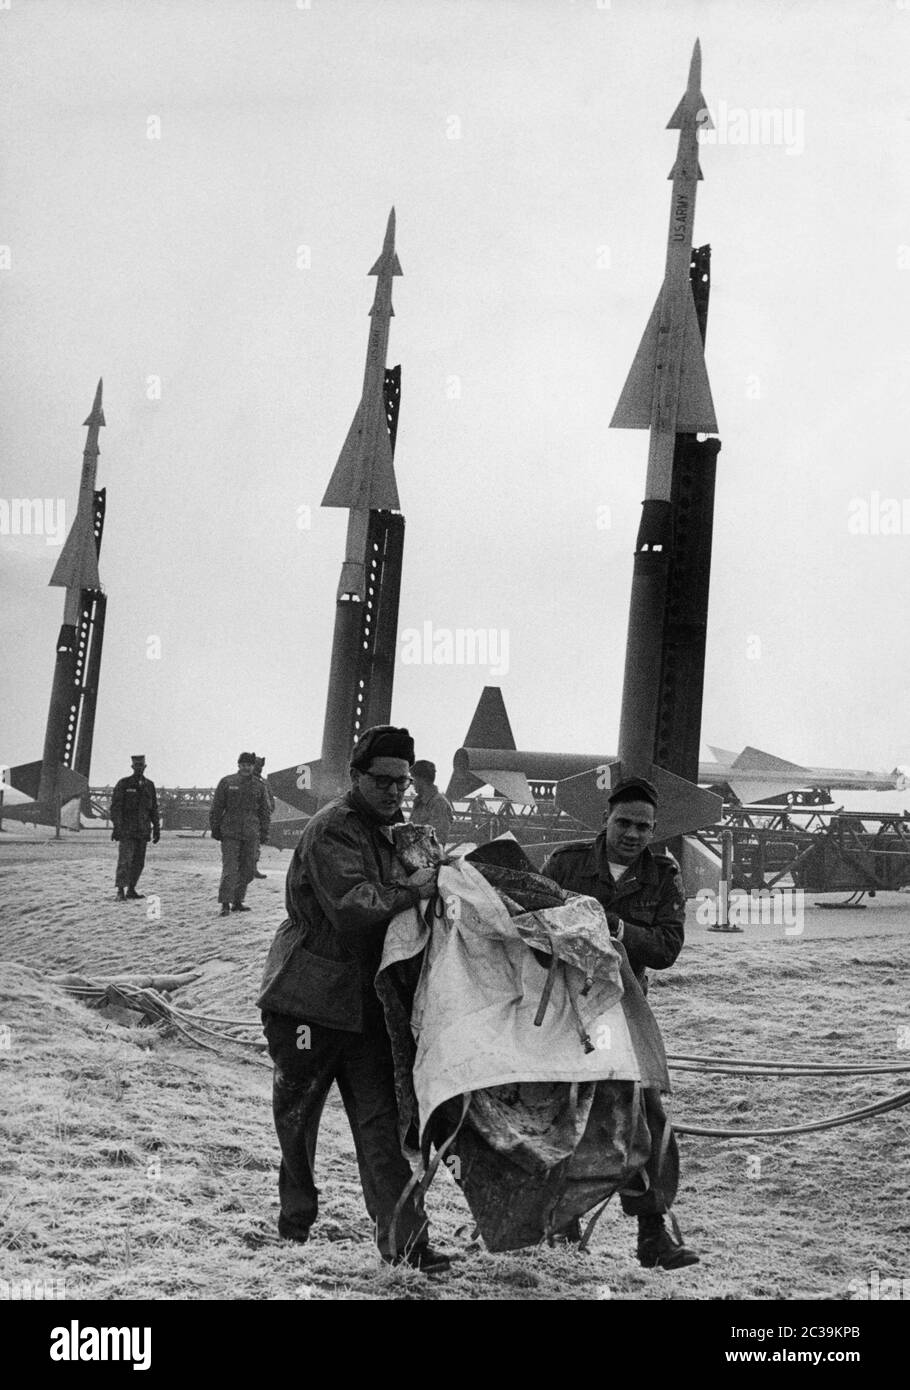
<box><xmin>377</xmin><ymin>858</ymin><xmax>673</xmax><ymax>1250</ymax></box>
<box><xmin>381</xmin><ymin>860</ymin><xmax>669</xmax><ymax>1136</ymax></box>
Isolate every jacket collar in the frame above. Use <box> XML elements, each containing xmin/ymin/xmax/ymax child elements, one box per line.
<box><xmin>593</xmin><ymin>835</ymin><xmax>660</xmax><ymax>890</ymax></box>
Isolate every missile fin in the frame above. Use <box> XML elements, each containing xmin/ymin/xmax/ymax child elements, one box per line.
<box><xmin>463</xmin><ymin>686</ymin><xmax>517</xmax><ymax>751</ymax></box>
<box><xmin>667</xmin><ymin>91</ymin><xmax>711</xmax><ymax>131</ymax></box>
<box><xmin>49</xmin><ymin>515</ymin><xmax>101</xmax><ymax>590</ymax></box>
<box><xmin>368</xmin><ymin>250</ymin><xmax>402</xmax><ymax>277</ymax></box>
<box><xmin>732</xmin><ymin>746</ymin><xmax>807</xmax><ymax>774</ymax></box>
<box><xmin>675</xmin><ymin>287</ymin><xmax>718</xmax><ymax>433</ymax></box>
<box><xmin>321</xmin><ymin>396</ymin><xmax>400</xmax><ymax>510</ymax></box>
<box><xmin>474</xmin><ymin>769</ymin><xmax>536</xmax><ymax>806</ymax></box>
<box><xmin>727</xmin><ymin>776</ymin><xmax>812</xmax><ymax>805</ymax></box>
<box><xmin>610</xmin><ymin>291</ymin><xmax>662</xmax><ymax>428</ymax></box>
<box><xmin>667</xmin><ymin>157</ymin><xmax>704</xmax><ymax>180</ymax></box>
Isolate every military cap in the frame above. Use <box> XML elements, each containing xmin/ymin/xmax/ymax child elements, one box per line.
<box><xmin>350</xmin><ymin>725</ymin><xmax>415</xmax><ymax>771</ymax></box>
<box><xmin>237</xmin><ymin>751</ymin><xmax>257</xmax><ymax>765</ymax></box>
<box><xmin>608</xmin><ymin>775</ymin><xmax>659</xmax><ymax>808</ymax></box>
<box><xmin>131</xmin><ymin>754</ymin><xmax>146</xmax><ymax>763</ymax></box>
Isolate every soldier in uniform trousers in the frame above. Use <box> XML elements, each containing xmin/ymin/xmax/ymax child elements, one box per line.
<box><xmin>110</xmin><ymin>755</ymin><xmax>160</xmax><ymax>901</ymax></box>
<box><xmin>543</xmin><ymin>776</ymin><xmax>700</xmax><ymax>1271</ymax></box>
<box><xmin>210</xmin><ymin>752</ymin><xmax>272</xmax><ymax>917</ymax></box>
<box><xmin>257</xmin><ymin>725</ymin><xmax>450</xmax><ymax>1272</ymax></box>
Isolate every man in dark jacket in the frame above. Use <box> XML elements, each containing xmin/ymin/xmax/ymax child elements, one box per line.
<box><xmin>542</xmin><ymin>776</ymin><xmax>699</xmax><ymax>1271</ymax></box>
<box><xmin>110</xmin><ymin>755</ymin><xmax>160</xmax><ymax>901</ymax></box>
<box><xmin>210</xmin><ymin>752</ymin><xmax>271</xmax><ymax>917</ymax></box>
<box><xmin>257</xmin><ymin>725</ymin><xmax>450</xmax><ymax>1272</ymax></box>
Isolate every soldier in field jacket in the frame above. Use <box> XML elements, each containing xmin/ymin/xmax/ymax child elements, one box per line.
<box><xmin>209</xmin><ymin>752</ymin><xmax>271</xmax><ymax>917</ymax></box>
<box><xmin>542</xmin><ymin>775</ymin><xmax>699</xmax><ymax>1273</ymax></box>
<box><xmin>257</xmin><ymin>724</ymin><xmax>450</xmax><ymax>1274</ymax></box>
<box><xmin>110</xmin><ymin>755</ymin><xmax>160</xmax><ymax>901</ymax></box>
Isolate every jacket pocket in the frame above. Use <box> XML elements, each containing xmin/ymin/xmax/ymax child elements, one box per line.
<box><xmin>257</xmin><ymin>922</ymin><xmax>362</xmax><ymax>1031</ymax></box>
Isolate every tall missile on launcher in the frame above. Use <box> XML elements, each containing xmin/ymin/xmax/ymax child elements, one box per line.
<box><xmin>319</xmin><ymin>208</ymin><xmax>404</xmax><ymax>802</ymax></box>
<box><xmin>612</xmin><ymin>40</ymin><xmax>715</xmax><ymax>766</ymax></box>
<box><xmin>555</xmin><ymin>42</ymin><xmax>723</xmax><ymax>839</ymax></box>
<box><xmin>267</xmin><ymin>210</ymin><xmax>406</xmax><ymax>820</ymax></box>
<box><xmin>6</xmin><ymin>380</ymin><xmax>109</xmax><ymax>827</ymax></box>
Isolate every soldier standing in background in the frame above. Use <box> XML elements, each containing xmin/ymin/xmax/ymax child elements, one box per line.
<box><xmin>409</xmin><ymin>760</ymin><xmax>454</xmax><ymax>847</ymax></box>
<box><xmin>252</xmin><ymin>754</ymin><xmax>276</xmax><ymax>879</ymax></box>
<box><xmin>210</xmin><ymin>752</ymin><xmax>271</xmax><ymax>917</ymax></box>
<box><xmin>110</xmin><ymin>755</ymin><xmax>160</xmax><ymax>901</ymax></box>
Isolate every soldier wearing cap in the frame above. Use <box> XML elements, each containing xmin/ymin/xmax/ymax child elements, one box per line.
<box><xmin>210</xmin><ymin>752</ymin><xmax>272</xmax><ymax>917</ymax></box>
<box><xmin>542</xmin><ymin>775</ymin><xmax>699</xmax><ymax>1271</ymax></box>
<box><xmin>110</xmin><ymin>755</ymin><xmax>160</xmax><ymax>901</ymax></box>
<box><xmin>257</xmin><ymin>724</ymin><xmax>449</xmax><ymax>1273</ymax></box>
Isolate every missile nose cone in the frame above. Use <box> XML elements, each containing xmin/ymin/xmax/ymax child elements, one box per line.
<box><xmin>369</xmin><ymin>207</ymin><xmax>403</xmax><ymax>277</ymax></box>
<box><xmin>690</xmin><ymin>38</ymin><xmax>702</xmax><ymax>85</ymax></box>
<box><xmin>83</xmin><ymin>377</ymin><xmax>106</xmax><ymax>428</ymax></box>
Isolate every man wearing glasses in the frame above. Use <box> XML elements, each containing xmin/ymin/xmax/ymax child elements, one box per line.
<box><xmin>257</xmin><ymin>724</ymin><xmax>450</xmax><ymax>1272</ymax></box>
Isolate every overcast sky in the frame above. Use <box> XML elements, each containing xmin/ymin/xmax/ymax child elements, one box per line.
<box><xmin>2</xmin><ymin>0</ymin><xmax>909</xmax><ymax>787</ymax></box>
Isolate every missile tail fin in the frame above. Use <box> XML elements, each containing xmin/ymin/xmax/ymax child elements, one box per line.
<box><xmin>610</xmin><ymin>292</ymin><xmax>662</xmax><ymax>428</ymax></box>
<box><xmin>321</xmin><ymin>396</ymin><xmax>400</xmax><ymax>511</ymax></box>
<box><xmin>49</xmin><ymin>516</ymin><xmax>101</xmax><ymax>590</ymax></box>
<box><xmin>463</xmin><ymin>686</ymin><xmax>517</xmax><ymax>751</ymax></box>
<box><xmin>676</xmin><ymin>288</ymin><xmax>718</xmax><ymax>433</ymax></box>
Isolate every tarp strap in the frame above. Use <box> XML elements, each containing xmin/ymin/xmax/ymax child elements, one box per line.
<box><xmin>388</xmin><ymin>1093</ymin><xmax>471</xmax><ymax>1262</ymax></box>
<box><xmin>578</xmin><ymin>1183</ymin><xmax>623</xmax><ymax>1254</ymax></box>
<box><xmin>534</xmin><ymin>944</ymin><xmax>560</xmax><ymax>1027</ymax></box>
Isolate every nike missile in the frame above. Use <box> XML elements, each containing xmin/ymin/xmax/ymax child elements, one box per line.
<box><xmin>322</xmin><ymin>208</ymin><xmax>402</xmax><ymax>602</ymax></box>
<box><xmin>49</xmin><ymin>377</ymin><xmax>105</xmax><ymax>621</ymax></box>
<box><xmin>611</xmin><ymin>41</ymin><xmax>719</xmax><ymax>779</ymax></box>
<box><xmin>7</xmin><ymin>379</ymin><xmax>109</xmax><ymax>821</ymax></box>
<box><xmin>611</xmin><ymin>39</ymin><xmax>717</xmax><ymax>496</ymax></box>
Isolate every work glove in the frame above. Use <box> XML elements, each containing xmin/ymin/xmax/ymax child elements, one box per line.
<box><xmin>152</xmin><ymin>830</ymin><xmax>160</xmax><ymax>844</ymax></box>
<box><xmin>111</xmin><ymin>830</ymin><xmax>120</xmax><ymax>842</ymax></box>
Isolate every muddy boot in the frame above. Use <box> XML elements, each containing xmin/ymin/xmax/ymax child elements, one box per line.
<box><xmin>636</xmin><ymin>1214</ymin><xmax>700</xmax><ymax>1270</ymax></box>
<box><xmin>126</xmin><ymin>888</ymin><xmax>144</xmax><ymax>900</ymax></box>
<box><xmin>220</xmin><ymin>904</ymin><xmax>231</xmax><ymax>917</ymax></box>
<box><xmin>231</xmin><ymin>902</ymin><xmax>251</xmax><ymax>912</ymax></box>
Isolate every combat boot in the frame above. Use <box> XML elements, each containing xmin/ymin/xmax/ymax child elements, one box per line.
<box><xmin>220</xmin><ymin>904</ymin><xmax>230</xmax><ymax>917</ymax></box>
<box><xmin>636</xmin><ymin>1213</ymin><xmax>700</xmax><ymax>1270</ymax></box>
<box><xmin>383</xmin><ymin>1244</ymin><xmax>451</xmax><ymax>1274</ymax></box>
<box><xmin>116</xmin><ymin>887</ymin><xmax>126</xmax><ymax>901</ymax></box>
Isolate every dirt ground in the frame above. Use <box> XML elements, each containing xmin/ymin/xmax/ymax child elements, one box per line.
<box><xmin>1</xmin><ymin>829</ymin><xmax>908</xmax><ymax>1301</ymax></box>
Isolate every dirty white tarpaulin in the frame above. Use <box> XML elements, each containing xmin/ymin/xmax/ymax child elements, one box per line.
<box><xmin>378</xmin><ymin>856</ymin><xmax>672</xmax><ymax>1249</ymax></box>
